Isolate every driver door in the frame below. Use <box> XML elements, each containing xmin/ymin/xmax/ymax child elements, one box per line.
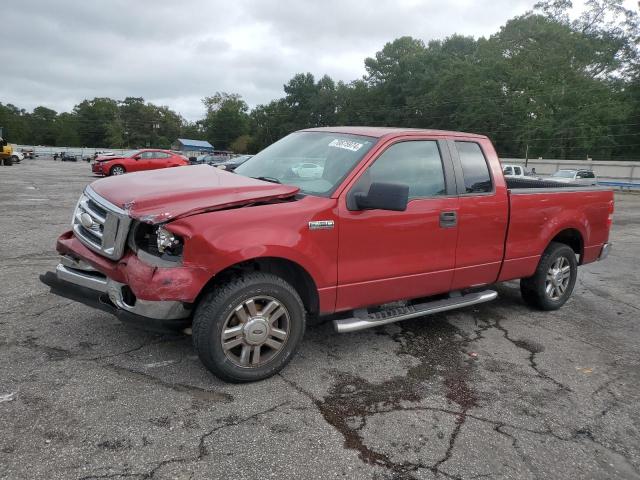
<box><xmin>132</xmin><ymin>151</ymin><xmax>153</xmax><ymax>171</ymax></box>
<box><xmin>336</xmin><ymin>138</ymin><xmax>459</xmax><ymax>311</ymax></box>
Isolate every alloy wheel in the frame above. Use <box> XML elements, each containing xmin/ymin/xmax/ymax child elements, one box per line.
<box><xmin>545</xmin><ymin>256</ymin><xmax>571</xmax><ymax>300</ymax></box>
<box><xmin>220</xmin><ymin>296</ymin><xmax>290</xmax><ymax>368</ymax></box>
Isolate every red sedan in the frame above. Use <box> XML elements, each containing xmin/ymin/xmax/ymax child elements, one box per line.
<box><xmin>91</xmin><ymin>149</ymin><xmax>189</xmax><ymax>176</ymax></box>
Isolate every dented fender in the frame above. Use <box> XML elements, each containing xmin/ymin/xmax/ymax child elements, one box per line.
<box><xmin>56</xmin><ymin>231</ymin><xmax>214</xmax><ymax>303</ymax></box>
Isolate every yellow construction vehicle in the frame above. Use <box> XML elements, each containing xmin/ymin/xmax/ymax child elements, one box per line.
<box><xmin>1</xmin><ymin>127</ymin><xmax>14</xmax><ymax>166</ymax></box>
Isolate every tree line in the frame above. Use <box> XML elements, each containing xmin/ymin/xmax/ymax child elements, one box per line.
<box><xmin>1</xmin><ymin>0</ymin><xmax>638</xmax><ymax>160</ymax></box>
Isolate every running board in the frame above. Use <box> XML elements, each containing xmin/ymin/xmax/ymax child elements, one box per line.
<box><xmin>333</xmin><ymin>290</ymin><xmax>498</xmax><ymax>333</ymax></box>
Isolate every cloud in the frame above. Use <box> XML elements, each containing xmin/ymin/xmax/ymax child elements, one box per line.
<box><xmin>0</xmin><ymin>0</ymin><xmax>569</xmax><ymax>121</ymax></box>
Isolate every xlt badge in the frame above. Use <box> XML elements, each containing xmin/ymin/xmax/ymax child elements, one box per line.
<box><xmin>308</xmin><ymin>220</ymin><xmax>335</xmax><ymax>230</ymax></box>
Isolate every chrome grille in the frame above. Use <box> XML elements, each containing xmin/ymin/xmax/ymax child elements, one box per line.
<box><xmin>72</xmin><ymin>186</ymin><xmax>131</xmax><ymax>260</ymax></box>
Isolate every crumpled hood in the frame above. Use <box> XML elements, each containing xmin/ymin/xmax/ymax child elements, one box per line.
<box><xmin>90</xmin><ymin>165</ymin><xmax>300</xmax><ymax>224</ymax></box>
<box><xmin>95</xmin><ymin>155</ymin><xmax>122</xmax><ymax>162</ymax></box>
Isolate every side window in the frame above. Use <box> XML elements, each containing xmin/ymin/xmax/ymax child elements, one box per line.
<box><xmin>354</xmin><ymin>140</ymin><xmax>446</xmax><ymax>200</ymax></box>
<box><xmin>140</xmin><ymin>151</ymin><xmax>154</xmax><ymax>159</ymax></box>
<box><xmin>156</xmin><ymin>152</ymin><xmax>170</xmax><ymax>159</ymax></box>
<box><xmin>514</xmin><ymin>166</ymin><xmax>522</xmax><ymax>176</ymax></box>
<box><xmin>503</xmin><ymin>166</ymin><xmax>513</xmax><ymax>175</ymax></box>
<box><xmin>455</xmin><ymin>142</ymin><xmax>492</xmax><ymax>193</ymax></box>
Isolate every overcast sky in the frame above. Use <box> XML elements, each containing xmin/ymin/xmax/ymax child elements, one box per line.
<box><xmin>2</xmin><ymin>0</ymin><xmax>637</xmax><ymax>121</ymax></box>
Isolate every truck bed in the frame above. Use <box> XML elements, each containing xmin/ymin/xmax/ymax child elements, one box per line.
<box><xmin>505</xmin><ymin>177</ymin><xmax>586</xmax><ymax>190</ymax></box>
<box><xmin>498</xmin><ymin>182</ymin><xmax>614</xmax><ymax>282</ymax></box>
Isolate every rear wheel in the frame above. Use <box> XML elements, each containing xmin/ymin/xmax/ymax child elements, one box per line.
<box><xmin>11</xmin><ymin>156</ymin><xmax>20</xmax><ymax>164</ymax></box>
<box><xmin>192</xmin><ymin>272</ymin><xmax>305</xmax><ymax>383</ymax></box>
<box><xmin>3</xmin><ymin>157</ymin><xmax>13</xmax><ymax>166</ymax></box>
<box><xmin>110</xmin><ymin>165</ymin><xmax>125</xmax><ymax>176</ymax></box>
<box><xmin>520</xmin><ymin>242</ymin><xmax>577</xmax><ymax>310</ymax></box>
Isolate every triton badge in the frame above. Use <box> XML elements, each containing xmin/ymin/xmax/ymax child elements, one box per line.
<box><xmin>308</xmin><ymin>220</ymin><xmax>335</xmax><ymax>230</ymax></box>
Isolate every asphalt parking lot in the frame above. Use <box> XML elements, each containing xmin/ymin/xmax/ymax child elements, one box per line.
<box><xmin>1</xmin><ymin>158</ymin><xmax>639</xmax><ymax>480</ymax></box>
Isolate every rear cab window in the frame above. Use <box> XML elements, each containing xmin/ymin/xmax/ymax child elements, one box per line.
<box><xmin>455</xmin><ymin>141</ymin><xmax>493</xmax><ymax>194</ymax></box>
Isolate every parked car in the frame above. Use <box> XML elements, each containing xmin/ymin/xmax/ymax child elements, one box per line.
<box><xmin>20</xmin><ymin>148</ymin><xmax>36</xmax><ymax>159</ymax></box>
<box><xmin>41</xmin><ymin>127</ymin><xmax>613</xmax><ymax>383</ymax></box>
<box><xmin>9</xmin><ymin>149</ymin><xmax>24</xmax><ymax>164</ymax></box>
<box><xmin>60</xmin><ymin>152</ymin><xmax>78</xmax><ymax>162</ymax></box>
<box><xmin>84</xmin><ymin>151</ymin><xmax>116</xmax><ymax>162</ymax></box>
<box><xmin>190</xmin><ymin>154</ymin><xmax>252</xmax><ymax>171</ymax></box>
<box><xmin>211</xmin><ymin>155</ymin><xmax>253</xmax><ymax>171</ymax></box>
<box><xmin>91</xmin><ymin>149</ymin><xmax>190</xmax><ymax>176</ymax></box>
<box><xmin>190</xmin><ymin>154</ymin><xmax>213</xmax><ymax>165</ymax></box>
<box><xmin>551</xmin><ymin>169</ymin><xmax>598</xmax><ymax>186</ymax></box>
<box><xmin>502</xmin><ymin>164</ymin><xmax>538</xmax><ymax>178</ymax></box>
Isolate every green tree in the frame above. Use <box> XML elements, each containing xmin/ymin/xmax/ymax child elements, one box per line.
<box><xmin>202</xmin><ymin>92</ymin><xmax>250</xmax><ymax>150</ymax></box>
<box><xmin>74</xmin><ymin>97</ymin><xmax>120</xmax><ymax>147</ymax></box>
<box><xmin>55</xmin><ymin>112</ymin><xmax>80</xmax><ymax>146</ymax></box>
<box><xmin>30</xmin><ymin>106</ymin><xmax>58</xmax><ymax>145</ymax></box>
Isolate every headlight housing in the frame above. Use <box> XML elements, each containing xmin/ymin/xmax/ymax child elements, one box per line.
<box><xmin>129</xmin><ymin>222</ymin><xmax>183</xmax><ymax>264</ymax></box>
<box><xmin>157</xmin><ymin>226</ymin><xmax>182</xmax><ymax>253</ymax></box>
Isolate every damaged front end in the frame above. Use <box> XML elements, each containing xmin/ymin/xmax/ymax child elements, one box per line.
<box><xmin>40</xmin><ymin>255</ymin><xmax>192</xmax><ymax>332</ymax></box>
<box><xmin>40</xmin><ymin>187</ymin><xmax>199</xmax><ymax>332</ymax></box>
<box><xmin>40</xmin><ymin>168</ymin><xmax>301</xmax><ymax>331</ymax></box>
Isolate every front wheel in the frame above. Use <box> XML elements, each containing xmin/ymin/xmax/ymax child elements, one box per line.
<box><xmin>110</xmin><ymin>165</ymin><xmax>126</xmax><ymax>176</ymax></box>
<box><xmin>520</xmin><ymin>241</ymin><xmax>578</xmax><ymax>310</ymax></box>
<box><xmin>192</xmin><ymin>272</ymin><xmax>306</xmax><ymax>383</ymax></box>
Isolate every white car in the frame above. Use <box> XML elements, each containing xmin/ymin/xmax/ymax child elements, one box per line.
<box><xmin>9</xmin><ymin>148</ymin><xmax>24</xmax><ymax>164</ymax></box>
<box><xmin>503</xmin><ymin>164</ymin><xmax>534</xmax><ymax>178</ymax></box>
<box><xmin>550</xmin><ymin>169</ymin><xmax>598</xmax><ymax>186</ymax></box>
<box><xmin>291</xmin><ymin>162</ymin><xmax>323</xmax><ymax>178</ymax></box>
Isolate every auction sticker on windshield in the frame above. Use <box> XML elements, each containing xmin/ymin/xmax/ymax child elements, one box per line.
<box><xmin>328</xmin><ymin>139</ymin><xmax>364</xmax><ymax>152</ymax></box>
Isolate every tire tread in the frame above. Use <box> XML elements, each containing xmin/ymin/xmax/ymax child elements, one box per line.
<box><xmin>520</xmin><ymin>241</ymin><xmax>577</xmax><ymax>311</ymax></box>
<box><xmin>192</xmin><ymin>272</ymin><xmax>305</xmax><ymax>383</ymax></box>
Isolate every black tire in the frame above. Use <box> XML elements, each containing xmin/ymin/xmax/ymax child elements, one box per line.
<box><xmin>11</xmin><ymin>156</ymin><xmax>20</xmax><ymax>164</ymax></box>
<box><xmin>109</xmin><ymin>165</ymin><xmax>126</xmax><ymax>176</ymax></box>
<box><xmin>520</xmin><ymin>241</ymin><xmax>578</xmax><ymax>311</ymax></box>
<box><xmin>3</xmin><ymin>157</ymin><xmax>13</xmax><ymax>166</ymax></box>
<box><xmin>193</xmin><ymin>272</ymin><xmax>306</xmax><ymax>383</ymax></box>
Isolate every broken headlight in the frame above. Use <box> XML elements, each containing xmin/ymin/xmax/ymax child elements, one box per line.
<box><xmin>130</xmin><ymin>222</ymin><xmax>183</xmax><ymax>263</ymax></box>
<box><xmin>157</xmin><ymin>226</ymin><xmax>182</xmax><ymax>253</ymax></box>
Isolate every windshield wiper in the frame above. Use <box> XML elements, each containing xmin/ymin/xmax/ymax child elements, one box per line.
<box><xmin>252</xmin><ymin>176</ymin><xmax>281</xmax><ymax>184</ymax></box>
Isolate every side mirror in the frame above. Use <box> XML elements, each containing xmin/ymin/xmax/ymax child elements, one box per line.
<box><xmin>352</xmin><ymin>182</ymin><xmax>409</xmax><ymax>212</ymax></box>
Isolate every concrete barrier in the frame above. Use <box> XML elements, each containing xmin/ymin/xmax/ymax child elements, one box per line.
<box><xmin>500</xmin><ymin>158</ymin><xmax>640</xmax><ymax>187</ymax></box>
<box><xmin>13</xmin><ymin>145</ymin><xmax>131</xmax><ymax>158</ymax></box>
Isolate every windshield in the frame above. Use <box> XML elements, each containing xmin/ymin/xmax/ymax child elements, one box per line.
<box><xmin>552</xmin><ymin>170</ymin><xmax>576</xmax><ymax>178</ymax></box>
<box><xmin>235</xmin><ymin>132</ymin><xmax>376</xmax><ymax>196</ymax></box>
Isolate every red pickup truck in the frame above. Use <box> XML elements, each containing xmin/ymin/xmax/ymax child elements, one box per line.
<box><xmin>42</xmin><ymin>127</ymin><xmax>613</xmax><ymax>382</ymax></box>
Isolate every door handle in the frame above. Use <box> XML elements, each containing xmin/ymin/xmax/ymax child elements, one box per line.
<box><xmin>439</xmin><ymin>211</ymin><xmax>457</xmax><ymax>228</ymax></box>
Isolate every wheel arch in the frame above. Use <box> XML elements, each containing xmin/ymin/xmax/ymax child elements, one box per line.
<box><xmin>196</xmin><ymin>256</ymin><xmax>320</xmax><ymax>317</ymax></box>
<box><xmin>109</xmin><ymin>164</ymin><xmax>126</xmax><ymax>175</ymax></box>
<box><xmin>548</xmin><ymin>228</ymin><xmax>584</xmax><ymax>263</ymax></box>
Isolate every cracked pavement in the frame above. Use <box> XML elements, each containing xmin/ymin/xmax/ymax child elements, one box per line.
<box><xmin>1</xmin><ymin>160</ymin><xmax>639</xmax><ymax>479</ymax></box>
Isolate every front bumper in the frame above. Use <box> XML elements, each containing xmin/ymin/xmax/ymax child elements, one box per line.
<box><xmin>40</xmin><ymin>255</ymin><xmax>192</xmax><ymax>332</ymax></box>
<box><xmin>91</xmin><ymin>162</ymin><xmax>105</xmax><ymax>175</ymax></box>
